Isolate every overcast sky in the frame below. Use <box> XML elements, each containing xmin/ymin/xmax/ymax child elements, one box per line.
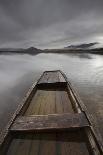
<box><xmin>0</xmin><ymin>0</ymin><xmax>103</xmax><ymax>49</ymax></box>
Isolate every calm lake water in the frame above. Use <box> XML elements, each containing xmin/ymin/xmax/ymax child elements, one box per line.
<box><xmin>0</xmin><ymin>53</ymin><xmax>103</xmax><ymax>137</ymax></box>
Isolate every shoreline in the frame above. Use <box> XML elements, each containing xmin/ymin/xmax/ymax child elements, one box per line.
<box><xmin>0</xmin><ymin>48</ymin><xmax>103</xmax><ymax>55</ymax></box>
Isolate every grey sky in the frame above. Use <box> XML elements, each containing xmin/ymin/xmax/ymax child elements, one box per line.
<box><xmin>0</xmin><ymin>0</ymin><xmax>103</xmax><ymax>49</ymax></box>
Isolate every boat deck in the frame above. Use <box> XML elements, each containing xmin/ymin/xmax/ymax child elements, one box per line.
<box><xmin>38</xmin><ymin>71</ymin><xmax>66</xmax><ymax>85</ymax></box>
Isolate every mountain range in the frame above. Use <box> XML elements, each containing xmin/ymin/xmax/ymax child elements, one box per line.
<box><xmin>65</xmin><ymin>42</ymin><xmax>98</xmax><ymax>49</ymax></box>
<box><xmin>0</xmin><ymin>42</ymin><xmax>103</xmax><ymax>55</ymax></box>
<box><xmin>0</xmin><ymin>47</ymin><xmax>42</xmax><ymax>55</ymax></box>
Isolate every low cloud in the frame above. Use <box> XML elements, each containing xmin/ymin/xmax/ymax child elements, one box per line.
<box><xmin>0</xmin><ymin>0</ymin><xmax>103</xmax><ymax>48</ymax></box>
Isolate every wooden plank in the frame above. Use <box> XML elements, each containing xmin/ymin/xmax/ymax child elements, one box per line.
<box><xmin>25</xmin><ymin>89</ymin><xmax>75</xmax><ymax>116</ymax></box>
<box><xmin>6</xmin><ymin>134</ymin><xmax>41</xmax><ymax>155</ymax></box>
<box><xmin>38</xmin><ymin>72</ymin><xmax>49</xmax><ymax>84</ymax></box>
<box><xmin>38</xmin><ymin>71</ymin><xmax>66</xmax><ymax>84</ymax></box>
<box><xmin>38</xmin><ymin>72</ymin><xmax>52</xmax><ymax>84</ymax></box>
<box><xmin>8</xmin><ymin>134</ymin><xmax>33</xmax><ymax>155</ymax></box>
<box><xmin>55</xmin><ymin>90</ymin><xmax>64</xmax><ymax>114</ymax></box>
<box><xmin>38</xmin><ymin>133</ymin><xmax>56</xmax><ymax>155</ymax></box>
<box><xmin>85</xmin><ymin>128</ymin><xmax>100</xmax><ymax>155</ymax></box>
<box><xmin>25</xmin><ymin>89</ymin><xmax>42</xmax><ymax>115</ymax></box>
<box><xmin>58</xmin><ymin>72</ymin><xmax>66</xmax><ymax>83</ymax></box>
<box><xmin>10</xmin><ymin>113</ymin><xmax>89</xmax><ymax>131</ymax></box>
<box><xmin>46</xmin><ymin>72</ymin><xmax>54</xmax><ymax>83</ymax></box>
<box><xmin>60</xmin><ymin>131</ymin><xmax>90</xmax><ymax>155</ymax></box>
<box><xmin>43</xmin><ymin>90</ymin><xmax>56</xmax><ymax>114</ymax></box>
<box><xmin>25</xmin><ymin>90</ymin><xmax>56</xmax><ymax>116</ymax></box>
<box><xmin>6</xmin><ymin>131</ymin><xmax>91</xmax><ymax>155</ymax></box>
<box><xmin>0</xmin><ymin>82</ymin><xmax>37</xmax><ymax>146</ymax></box>
<box><xmin>55</xmin><ymin>90</ymin><xmax>74</xmax><ymax>114</ymax></box>
<box><xmin>61</xmin><ymin>90</ymin><xmax>74</xmax><ymax>113</ymax></box>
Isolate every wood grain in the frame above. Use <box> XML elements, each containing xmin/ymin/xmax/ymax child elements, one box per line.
<box><xmin>25</xmin><ymin>89</ymin><xmax>74</xmax><ymax>116</ymax></box>
<box><xmin>10</xmin><ymin>113</ymin><xmax>89</xmax><ymax>132</ymax></box>
<box><xmin>6</xmin><ymin>131</ymin><xmax>90</xmax><ymax>155</ymax></box>
<box><xmin>38</xmin><ymin>71</ymin><xmax>66</xmax><ymax>84</ymax></box>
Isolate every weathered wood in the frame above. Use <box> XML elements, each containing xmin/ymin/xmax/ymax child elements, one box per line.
<box><xmin>56</xmin><ymin>131</ymin><xmax>90</xmax><ymax>155</ymax></box>
<box><xmin>58</xmin><ymin>71</ymin><xmax>66</xmax><ymax>83</ymax></box>
<box><xmin>10</xmin><ymin>113</ymin><xmax>89</xmax><ymax>131</ymax></box>
<box><xmin>6</xmin><ymin>131</ymin><xmax>91</xmax><ymax>155</ymax></box>
<box><xmin>85</xmin><ymin>128</ymin><xmax>100</xmax><ymax>155</ymax></box>
<box><xmin>0</xmin><ymin>82</ymin><xmax>37</xmax><ymax>146</ymax></box>
<box><xmin>38</xmin><ymin>71</ymin><xmax>66</xmax><ymax>85</ymax></box>
<box><xmin>24</xmin><ymin>89</ymin><xmax>74</xmax><ymax>116</ymax></box>
<box><xmin>0</xmin><ymin>70</ymin><xmax>103</xmax><ymax>155</ymax></box>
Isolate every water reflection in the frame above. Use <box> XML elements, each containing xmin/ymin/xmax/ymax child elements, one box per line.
<box><xmin>65</xmin><ymin>53</ymin><xmax>93</xmax><ymax>59</ymax></box>
<box><xmin>91</xmin><ymin>55</ymin><xmax>103</xmax><ymax>67</ymax></box>
<box><xmin>0</xmin><ymin>53</ymin><xmax>103</xmax><ymax>138</ymax></box>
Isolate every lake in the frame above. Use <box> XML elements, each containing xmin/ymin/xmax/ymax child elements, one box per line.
<box><xmin>0</xmin><ymin>53</ymin><xmax>103</xmax><ymax>138</ymax></box>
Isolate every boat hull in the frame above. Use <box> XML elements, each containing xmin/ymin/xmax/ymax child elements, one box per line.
<box><xmin>0</xmin><ymin>70</ymin><xmax>102</xmax><ymax>155</ymax></box>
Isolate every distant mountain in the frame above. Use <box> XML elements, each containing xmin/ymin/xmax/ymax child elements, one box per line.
<box><xmin>0</xmin><ymin>47</ymin><xmax>42</xmax><ymax>55</ymax></box>
<box><xmin>65</xmin><ymin>42</ymin><xmax>98</xmax><ymax>49</ymax></box>
<box><xmin>25</xmin><ymin>47</ymin><xmax>42</xmax><ymax>54</ymax></box>
<box><xmin>44</xmin><ymin>42</ymin><xmax>103</xmax><ymax>55</ymax></box>
<box><xmin>1</xmin><ymin>44</ymin><xmax>103</xmax><ymax>55</ymax></box>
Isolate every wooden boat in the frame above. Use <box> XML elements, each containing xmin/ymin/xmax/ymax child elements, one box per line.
<box><xmin>0</xmin><ymin>70</ymin><xmax>103</xmax><ymax>155</ymax></box>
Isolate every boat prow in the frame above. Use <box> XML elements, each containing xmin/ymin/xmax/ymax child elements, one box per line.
<box><xmin>0</xmin><ymin>70</ymin><xmax>103</xmax><ymax>155</ymax></box>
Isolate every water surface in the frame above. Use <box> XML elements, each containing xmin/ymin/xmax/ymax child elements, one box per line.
<box><xmin>0</xmin><ymin>53</ymin><xmax>103</xmax><ymax>137</ymax></box>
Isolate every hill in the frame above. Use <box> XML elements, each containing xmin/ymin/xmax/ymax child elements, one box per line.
<box><xmin>65</xmin><ymin>42</ymin><xmax>98</xmax><ymax>49</ymax></box>
<box><xmin>0</xmin><ymin>47</ymin><xmax>42</xmax><ymax>55</ymax></box>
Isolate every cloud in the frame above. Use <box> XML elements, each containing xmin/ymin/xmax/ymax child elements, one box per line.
<box><xmin>0</xmin><ymin>0</ymin><xmax>103</xmax><ymax>48</ymax></box>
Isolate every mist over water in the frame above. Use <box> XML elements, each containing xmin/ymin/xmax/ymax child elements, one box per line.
<box><xmin>0</xmin><ymin>53</ymin><xmax>103</xmax><ymax>137</ymax></box>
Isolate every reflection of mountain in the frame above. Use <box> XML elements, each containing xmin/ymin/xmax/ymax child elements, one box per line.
<box><xmin>0</xmin><ymin>43</ymin><xmax>103</xmax><ymax>55</ymax></box>
<box><xmin>65</xmin><ymin>42</ymin><xmax>98</xmax><ymax>49</ymax></box>
<box><xmin>0</xmin><ymin>47</ymin><xmax>42</xmax><ymax>55</ymax></box>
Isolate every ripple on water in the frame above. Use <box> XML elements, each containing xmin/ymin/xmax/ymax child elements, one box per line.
<box><xmin>91</xmin><ymin>66</ymin><xmax>103</xmax><ymax>86</ymax></box>
<box><xmin>0</xmin><ymin>53</ymin><xmax>103</xmax><ymax>138</ymax></box>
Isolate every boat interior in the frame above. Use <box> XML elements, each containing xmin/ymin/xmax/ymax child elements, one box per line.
<box><xmin>0</xmin><ymin>71</ymin><xmax>102</xmax><ymax>155</ymax></box>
